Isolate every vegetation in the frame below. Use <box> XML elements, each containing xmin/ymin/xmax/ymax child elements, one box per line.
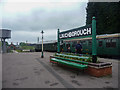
<box><xmin>0</xmin><ymin>41</ymin><xmax>1</xmax><ymax>47</ymax></box>
<box><xmin>60</xmin><ymin>52</ymin><xmax>91</xmax><ymax>57</ymax></box>
<box><xmin>20</xmin><ymin>46</ymin><xmax>35</xmax><ymax>50</ymax></box>
<box><xmin>19</xmin><ymin>42</ymin><xmax>35</xmax><ymax>51</ymax></box>
<box><xmin>86</xmin><ymin>2</ymin><xmax>120</xmax><ymax>34</ymax></box>
<box><xmin>15</xmin><ymin>49</ymin><xmax>22</xmax><ymax>52</ymax></box>
<box><xmin>54</xmin><ymin>53</ymin><xmax>98</xmax><ymax>63</ymax></box>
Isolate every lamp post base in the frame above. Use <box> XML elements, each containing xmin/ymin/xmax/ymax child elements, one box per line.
<box><xmin>92</xmin><ymin>55</ymin><xmax>97</xmax><ymax>63</ymax></box>
<box><xmin>41</xmin><ymin>52</ymin><xmax>44</xmax><ymax>58</ymax></box>
<box><xmin>41</xmin><ymin>55</ymin><xmax>44</xmax><ymax>58</ymax></box>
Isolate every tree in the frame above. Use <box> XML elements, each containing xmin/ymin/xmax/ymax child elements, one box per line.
<box><xmin>86</xmin><ymin>2</ymin><xmax>120</xmax><ymax>35</ymax></box>
<box><xmin>19</xmin><ymin>42</ymin><xmax>27</xmax><ymax>47</ymax></box>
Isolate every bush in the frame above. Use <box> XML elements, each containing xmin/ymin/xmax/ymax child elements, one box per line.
<box><xmin>54</xmin><ymin>53</ymin><xmax>98</xmax><ymax>63</ymax></box>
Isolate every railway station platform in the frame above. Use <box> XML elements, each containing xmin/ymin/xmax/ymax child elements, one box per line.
<box><xmin>2</xmin><ymin>52</ymin><xmax>119</xmax><ymax>88</ymax></box>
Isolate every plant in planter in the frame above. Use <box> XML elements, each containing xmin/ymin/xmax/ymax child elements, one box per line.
<box><xmin>52</xmin><ymin>53</ymin><xmax>112</xmax><ymax>77</ymax></box>
<box><xmin>54</xmin><ymin>53</ymin><xmax>101</xmax><ymax>63</ymax></box>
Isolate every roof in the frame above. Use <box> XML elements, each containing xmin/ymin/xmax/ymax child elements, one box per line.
<box><xmin>63</xmin><ymin>33</ymin><xmax>120</xmax><ymax>42</ymax></box>
<box><xmin>36</xmin><ymin>40</ymin><xmax>57</xmax><ymax>44</ymax></box>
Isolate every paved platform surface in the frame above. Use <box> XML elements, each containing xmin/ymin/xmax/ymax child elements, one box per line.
<box><xmin>2</xmin><ymin>52</ymin><xmax>119</xmax><ymax>88</ymax></box>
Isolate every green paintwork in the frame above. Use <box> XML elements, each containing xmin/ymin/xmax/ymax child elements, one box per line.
<box><xmin>60</xmin><ymin>35</ymin><xmax>92</xmax><ymax>41</ymax></box>
<box><xmin>51</xmin><ymin>58</ymin><xmax>88</xmax><ymax>69</ymax></box>
<box><xmin>92</xmin><ymin>16</ymin><xmax>97</xmax><ymax>56</ymax></box>
<box><xmin>59</xmin><ymin>24</ymin><xmax>92</xmax><ymax>41</ymax></box>
<box><xmin>62</xmin><ymin>37</ymin><xmax>120</xmax><ymax>56</ymax></box>
<box><xmin>100</xmin><ymin>38</ymin><xmax>120</xmax><ymax>56</ymax></box>
<box><xmin>53</xmin><ymin>56</ymin><xmax>89</xmax><ymax>64</ymax></box>
<box><xmin>36</xmin><ymin>34</ymin><xmax>120</xmax><ymax>57</ymax></box>
<box><xmin>56</xmin><ymin>53</ymin><xmax>89</xmax><ymax>59</ymax></box>
<box><xmin>41</xmin><ymin>51</ymin><xmax>44</xmax><ymax>58</ymax></box>
<box><xmin>57</xmin><ymin>29</ymin><xmax>60</xmax><ymax>53</ymax></box>
<box><xmin>0</xmin><ymin>41</ymin><xmax>1</xmax><ymax>47</ymax></box>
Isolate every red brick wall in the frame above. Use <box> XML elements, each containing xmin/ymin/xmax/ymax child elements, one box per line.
<box><xmin>85</xmin><ymin>66</ymin><xmax>112</xmax><ymax>77</ymax></box>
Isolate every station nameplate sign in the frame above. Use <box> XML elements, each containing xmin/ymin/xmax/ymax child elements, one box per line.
<box><xmin>59</xmin><ymin>24</ymin><xmax>92</xmax><ymax>39</ymax></box>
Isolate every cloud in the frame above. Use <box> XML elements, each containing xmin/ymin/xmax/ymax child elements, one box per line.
<box><xmin>6</xmin><ymin>29</ymin><xmax>57</xmax><ymax>44</ymax></box>
<box><xmin>1</xmin><ymin>1</ymin><xmax>88</xmax><ymax>43</ymax></box>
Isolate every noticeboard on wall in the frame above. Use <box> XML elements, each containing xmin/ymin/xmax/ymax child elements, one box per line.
<box><xmin>0</xmin><ymin>29</ymin><xmax>11</xmax><ymax>39</ymax></box>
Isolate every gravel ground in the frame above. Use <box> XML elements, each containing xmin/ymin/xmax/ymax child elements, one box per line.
<box><xmin>2</xmin><ymin>52</ymin><xmax>120</xmax><ymax>88</ymax></box>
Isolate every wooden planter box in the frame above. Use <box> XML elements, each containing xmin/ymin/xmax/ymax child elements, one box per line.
<box><xmin>50</xmin><ymin>55</ymin><xmax>112</xmax><ymax>77</ymax></box>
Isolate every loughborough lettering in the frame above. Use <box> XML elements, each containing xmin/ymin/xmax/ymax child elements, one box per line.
<box><xmin>59</xmin><ymin>27</ymin><xmax>92</xmax><ymax>39</ymax></box>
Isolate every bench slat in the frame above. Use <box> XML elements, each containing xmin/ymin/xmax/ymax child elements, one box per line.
<box><xmin>56</xmin><ymin>53</ymin><xmax>89</xmax><ymax>59</ymax></box>
<box><xmin>53</xmin><ymin>56</ymin><xmax>88</xmax><ymax>64</ymax></box>
<box><xmin>51</xmin><ymin>58</ymin><xmax>88</xmax><ymax>69</ymax></box>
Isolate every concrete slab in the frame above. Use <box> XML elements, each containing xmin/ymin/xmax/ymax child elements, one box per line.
<box><xmin>2</xmin><ymin>52</ymin><xmax>119</xmax><ymax>88</ymax></box>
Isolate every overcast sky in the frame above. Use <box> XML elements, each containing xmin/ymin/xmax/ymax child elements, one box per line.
<box><xmin>0</xmin><ymin>0</ymin><xmax>88</xmax><ymax>44</ymax></box>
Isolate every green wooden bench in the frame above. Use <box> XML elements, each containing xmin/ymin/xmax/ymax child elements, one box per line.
<box><xmin>53</xmin><ymin>56</ymin><xmax>89</xmax><ymax>65</ymax></box>
<box><xmin>50</xmin><ymin>58</ymin><xmax>88</xmax><ymax>70</ymax></box>
<box><xmin>56</xmin><ymin>53</ymin><xmax>89</xmax><ymax>60</ymax></box>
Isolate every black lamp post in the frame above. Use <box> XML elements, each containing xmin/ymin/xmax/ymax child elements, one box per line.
<box><xmin>41</xmin><ymin>30</ymin><xmax>44</xmax><ymax>58</ymax></box>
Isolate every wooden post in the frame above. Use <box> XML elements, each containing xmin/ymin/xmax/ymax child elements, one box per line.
<box><xmin>57</xmin><ymin>29</ymin><xmax>60</xmax><ymax>53</ymax></box>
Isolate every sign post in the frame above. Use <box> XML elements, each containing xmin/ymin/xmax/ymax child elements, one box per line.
<box><xmin>57</xmin><ymin>29</ymin><xmax>60</xmax><ymax>53</ymax></box>
<box><xmin>41</xmin><ymin>30</ymin><xmax>44</xmax><ymax>58</ymax></box>
<box><xmin>92</xmin><ymin>16</ymin><xmax>97</xmax><ymax>63</ymax></box>
<box><xmin>0</xmin><ymin>29</ymin><xmax>11</xmax><ymax>53</ymax></box>
<box><xmin>57</xmin><ymin>17</ymin><xmax>97</xmax><ymax>63</ymax></box>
